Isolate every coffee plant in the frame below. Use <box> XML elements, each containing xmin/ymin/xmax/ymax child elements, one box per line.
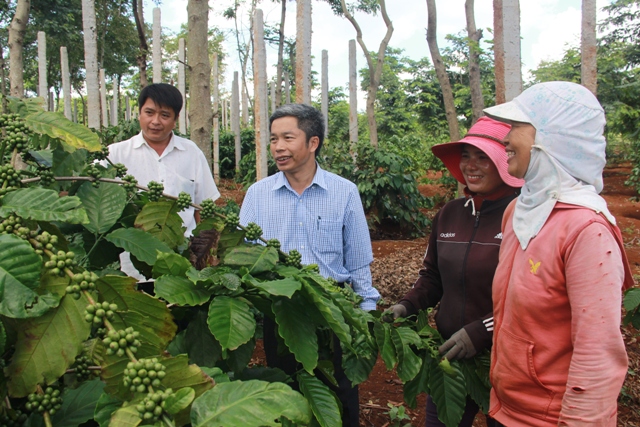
<box><xmin>0</xmin><ymin>95</ymin><xmax>486</xmax><ymax>427</ymax></box>
<box><xmin>319</xmin><ymin>139</ymin><xmax>431</xmax><ymax>237</ymax></box>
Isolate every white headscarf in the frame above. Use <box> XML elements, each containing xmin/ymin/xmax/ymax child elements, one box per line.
<box><xmin>484</xmin><ymin>81</ymin><xmax>615</xmax><ymax>250</ymax></box>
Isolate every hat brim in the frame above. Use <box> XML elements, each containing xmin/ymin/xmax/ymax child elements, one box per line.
<box><xmin>484</xmin><ymin>101</ymin><xmax>531</xmax><ymax>125</ymax></box>
<box><xmin>431</xmin><ymin>137</ymin><xmax>524</xmax><ymax>189</ymax></box>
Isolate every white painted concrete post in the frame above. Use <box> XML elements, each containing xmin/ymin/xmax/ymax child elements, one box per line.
<box><xmin>295</xmin><ymin>0</ymin><xmax>312</xmax><ymax>104</ymax></box>
<box><xmin>60</xmin><ymin>46</ymin><xmax>72</xmax><ymax>120</ymax></box>
<box><xmin>270</xmin><ymin>80</ymin><xmax>276</xmax><ymax>115</ymax></box>
<box><xmin>502</xmin><ymin>0</ymin><xmax>522</xmax><ymax>101</ymax></box>
<box><xmin>100</xmin><ymin>69</ymin><xmax>108</xmax><ymax>127</ymax></box>
<box><xmin>321</xmin><ymin>49</ymin><xmax>328</xmax><ymax>138</ymax></box>
<box><xmin>241</xmin><ymin>83</ymin><xmax>249</xmax><ymax>126</ymax></box>
<box><xmin>111</xmin><ymin>82</ymin><xmax>118</xmax><ymax>126</ymax></box>
<box><xmin>213</xmin><ymin>52</ymin><xmax>220</xmax><ymax>181</ymax></box>
<box><xmin>232</xmin><ymin>71</ymin><xmax>241</xmax><ymax>172</ymax></box>
<box><xmin>38</xmin><ymin>31</ymin><xmax>47</xmax><ymax>110</ymax></box>
<box><xmin>349</xmin><ymin>39</ymin><xmax>358</xmax><ymax>143</ymax></box>
<box><xmin>253</xmin><ymin>9</ymin><xmax>269</xmax><ymax>180</ymax></box>
<box><xmin>82</xmin><ymin>0</ymin><xmax>101</xmax><ymax>128</ymax></box>
<box><xmin>38</xmin><ymin>31</ymin><xmax>49</xmax><ymax>110</ymax></box>
<box><xmin>284</xmin><ymin>71</ymin><xmax>291</xmax><ymax>104</ymax></box>
<box><xmin>153</xmin><ymin>7</ymin><xmax>162</xmax><ymax>83</ymax></box>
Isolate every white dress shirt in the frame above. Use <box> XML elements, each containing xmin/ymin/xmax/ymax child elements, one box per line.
<box><xmin>108</xmin><ymin>132</ymin><xmax>220</xmax><ymax>279</ymax></box>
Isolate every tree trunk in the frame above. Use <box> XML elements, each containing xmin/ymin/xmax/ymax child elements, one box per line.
<box><xmin>296</xmin><ymin>0</ymin><xmax>312</xmax><ymax>104</ymax></box>
<box><xmin>187</xmin><ymin>0</ymin><xmax>213</xmax><ymax>165</ymax></box>
<box><xmin>426</xmin><ymin>0</ymin><xmax>459</xmax><ymax>141</ymax></box>
<box><xmin>8</xmin><ymin>0</ymin><xmax>30</xmax><ymax>97</ymax></box>
<box><xmin>82</xmin><ymin>0</ymin><xmax>101</xmax><ymax>129</ymax></box>
<box><xmin>132</xmin><ymin>0</ymin><xmax>148</xmax><ymax>88</ymax></box>
<box><xmin>275</xmin><ymin>0</ymin><xmax>286</xmax><ymax>107</ymax></box>
<box><xmin>465</xmin><ymin>0</ymin><xmax>484</xmax><ymax>124</ymax></box>
<box><xmin>581</xmin><ymin>0</ymin><xmax>597</xmax><ymax>95</ymax></box>
<box><xmin>339</xmin><ymin>0</ymin><xmax>394</xmax><ymax>147</ymax></box>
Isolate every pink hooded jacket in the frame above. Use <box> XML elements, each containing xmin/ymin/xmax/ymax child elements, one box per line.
<box><xmin>489</xmin><ymin>201</ymin><xmax>633</xmax><ymax>426</ymax></box>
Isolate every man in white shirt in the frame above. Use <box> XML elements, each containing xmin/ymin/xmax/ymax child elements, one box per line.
<box><xmin>107</xmin><ymin>83</ymin><xmax>220</xmax><ymax>279</ymax></box>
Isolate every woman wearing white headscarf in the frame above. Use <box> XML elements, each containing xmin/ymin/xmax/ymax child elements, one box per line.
<box><xmin>483</xmin><ymin>81</ymin><xmax>633</xmax><ymax>427</ymax></box>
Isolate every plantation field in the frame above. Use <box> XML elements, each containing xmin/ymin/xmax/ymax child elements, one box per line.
<box><xmin>220</xmin><ymin>164</ymin><xmax>640</xmax><ymax>427</ymax></box>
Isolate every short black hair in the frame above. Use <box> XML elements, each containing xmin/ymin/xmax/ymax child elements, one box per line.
<box><xmin>138</xmin><ymin>83</ymin><xmax>183</xmax><ymax>118</ymax></box>
<box><xmin>269</xmin><ymin>104</ymin><xmax>325</xmax><ymax>156</ymax></box>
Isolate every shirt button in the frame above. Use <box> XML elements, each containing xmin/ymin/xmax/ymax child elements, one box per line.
<box><xmin>299</xmin><ymin>222</ymin><xmax>303</xmax><ymax>226</ymax></box>
<box><xmin>301</xmin><ymin>245</ymin><xmax>304</xmax><ymax>249</ymax></box>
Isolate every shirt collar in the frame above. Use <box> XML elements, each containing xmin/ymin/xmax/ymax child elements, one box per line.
<box><xmin>133</xmin><ymin>131</ymin><xmax>186</xmax><ymax>153</ymax></box>
<box><xmin>272</xmin><ymin>162</ymin><xmax>328</xmax><ymax>192</ymax></box>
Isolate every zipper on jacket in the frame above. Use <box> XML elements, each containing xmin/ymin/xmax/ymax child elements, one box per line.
<box><xmin>461</xmin><ymin>209</ymin><xmax>481</xmax><ymax>329</ymax></box>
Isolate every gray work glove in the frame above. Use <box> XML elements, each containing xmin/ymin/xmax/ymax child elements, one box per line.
<box><xmin>382</xmin><ymin>304</ymin><xmax>407</xmax><ymax>323</ymax></box>
<box><xmin>438</xmin><ymin>328</ymin><xmax>477</xmax><ymax>360</ymax></box>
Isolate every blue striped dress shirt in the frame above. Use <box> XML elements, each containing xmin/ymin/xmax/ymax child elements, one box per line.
<box><xmin>239</xmin><ymin>165</ymin><xmax>380</xmax><ymax>310</ymax></box>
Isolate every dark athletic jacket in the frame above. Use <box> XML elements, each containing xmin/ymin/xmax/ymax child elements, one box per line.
<box><xmin>399</xmin><ymin>191</ymin><xmax>518</xmax><ymax>353</ymax></box>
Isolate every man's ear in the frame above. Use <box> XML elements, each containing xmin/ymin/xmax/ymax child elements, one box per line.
<box><xmin>308</xmin><ymin>136</ymin><xmax>320</xmax><ymax>153</ymax></box>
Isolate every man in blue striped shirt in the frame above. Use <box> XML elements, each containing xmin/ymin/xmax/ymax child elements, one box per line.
<box><xmin>240</xmin><ymin>103</ymin><xmax>380</xmax><ymax>426</ymax></box>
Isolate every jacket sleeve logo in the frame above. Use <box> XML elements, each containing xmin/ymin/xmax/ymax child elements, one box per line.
<box><xmin>529</xmin><ymin>259</ymin><xmax>541</xmax><ymax>275</ymax></box>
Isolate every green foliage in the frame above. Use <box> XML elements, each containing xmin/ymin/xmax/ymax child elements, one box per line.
<box><xmin>623</xmin><ymin>287</ymin><xmax>640</xmax><ymax>329</ymax></box>
<box><xmin>97</xmin><ymin>120</ymin><xmax>141</xmax><ymax>148</ymax></box>
<box><xmin>219</xmin><ymin>127</ymin><xmax>257</xmax><ymax>179</ymax></box>
<box><xmin>0</xmin><ymin>96</ymin><xmax>484</xmax><ymax>427</ymax></box>
<box><xmin>237</xmin><ymin>149</ymin><xmax>278</xmax><ymax>188</ymax></box>
<box><xmin>386</xmin><ymin>402</ymin><xmax>412</xmax><ymax>427</ymax></box>
<box><xmin>625</xmin><ymin>139</ymin><xmax>640</xmax><ymax>196</ymax></box>
<box><xmin>190</xmin><ymin>380</ymin><xmax>312</xmax><ymax>426</ymax></box>
<box><xmin>376</xmin><ymin>310</ymin><xmax>491</xmax><ymax>426</ymax></box>
<box><xmin>320</xmin><ymin>139</ymin><xmax>431</xmax><ymax>237</ymax></box>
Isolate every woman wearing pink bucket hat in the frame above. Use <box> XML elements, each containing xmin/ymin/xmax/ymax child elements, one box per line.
<box><xmin>384</xmin><ymin>116</ymin><xmax>523</xmax><ymax>427</ymax></box>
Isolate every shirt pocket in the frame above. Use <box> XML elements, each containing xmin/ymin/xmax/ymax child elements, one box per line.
<box><xmin>313</xmin><ymin>219</ymin><xmax>343</xmax><ymax>255</ymax></box>
<box><xmin>491</xmin><ymin>328</ymin><xmax>557</xmax><ymax>418</ymax></box>
<box><xmin>172</xmin><ymin>173</ymin><xmax>196</xmax><ymax>200</ymax></box>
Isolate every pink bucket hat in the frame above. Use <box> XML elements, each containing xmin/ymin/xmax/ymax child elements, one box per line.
<box><xmin>431</xmin><ymin>116</ymin><xmax>524</xmax><ymax>188</ymax></box>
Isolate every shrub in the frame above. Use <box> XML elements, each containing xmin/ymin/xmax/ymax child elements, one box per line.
<box><xmin>96</xmin><ymin>119</ymin><xmax>141</xmax><ymax>146</ymax></box>
<box><xmin>319</xmin><ymin>139</ymin><xmax>432</xmax><ymax>237</ymax></box>
<box><xmin>219</xmin><ymin>128</ymin><xmax>256</xmax><ymax>179</ymax></box>
<box><xmin>624</xmin><ymin>137</ymin><xmax>640</xmax><ymax>196</ymax></box>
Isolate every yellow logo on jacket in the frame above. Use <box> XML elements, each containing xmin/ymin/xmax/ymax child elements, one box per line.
<box><xmin>529</xmin><ymin>259</ymin><xmax>541</xmax><ymax>274</ymax></box>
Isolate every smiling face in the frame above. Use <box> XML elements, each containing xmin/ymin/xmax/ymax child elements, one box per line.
<box><xmin>459</xmin><ymin>145</ymin><xmax>505</xmax><ymax>196</ymax></box>
<box><xmin>502</xmin><ymin>122</ymin><xmax>536</xmax><ymax>179</ymax></box>
<box><xmin>139</xmin><ymin>98</ymin><xmax>177</xmax><ymax>147</ymax></box>
<box><xmin>269</xmin><ymin>116</ymin><xmax>318</xmax><ymax>177</ymax></box>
